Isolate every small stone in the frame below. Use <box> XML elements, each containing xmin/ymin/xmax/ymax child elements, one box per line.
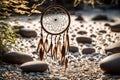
<box><xmin>99</xmin><ymin>30</ymin><xmax>107</xmax><ymax>34</ymax></box>
<box><xmin>19</xmin><ymin>28</ymin><xmax>37</xmax><ymax>38</ymax></box>
<box><xmin>105</xmin><ymin>42</ymin><xmax>120</xmax><ymax>53</ymax></box>
<box><xmin>77</xmin><ymin>30</ymin><xmax>87</xmax><ymax>35</ymax></box>
<box><xmin>13</xmin><ymin>25</ymin><xmax>24</xmax><ymax>29</ymax></box>
<box><xmin>59</xmin><ymin>77</ymin><xmax>68</xmax><ymax>80</ymax></box>
<box><xmin>110</xmin><ymin>24</ymin><xmax>120</xmax><ymax>32</ymax></box>
<box><xmin>92</xmin><ymin>14</ymin><xmax>109</xmax><ymax>21</ymax></box>
<box><xmin>90</xmin><ymin>34</ymin><xmax>97</xmax><ymax>38</ymax></box>
<box><xmin>82</xmin><ymin>48</ymin><xmax>95</xmax><ymax>54</ymax></box>
<box><xmin>76</xmin><ymin>37</ymin><xmax>92</xmax><ymax>44</ymax></box>
<box><xmin>69</xmin><ymin>46</ymin><xmax>79</xmax><ymax>53</ymax></box>
<box><xmin>3</xmin><ymin>52</ymin><xmax>33</xmax><ymax>64</ymax></box>
<box><xmin>20</xmin><ymin>61</ymin><xmax>48</xmax><ymax>72</ymax></box>
<box><xmin>30</xmin><ymin>45</ymin><xmax>36</xmax><ymax>48</ymax></box>
<box><xmin>104</xmin><ymin>23</ymin><xmax>111</xmax><ymax>26</ymax></box>
<box><xmin>100</xmin><ymin>53</ymin><xmax>120</xmax><ymax>74</ymax></box>
<box><xmin>75</xmin><ymin>15</ymin><xmax>84</xmax><ymax>21</ymax></box>
<box><xmin>71</xmin><ymin>34</ymin><xmax>76</xmax><ymax>37</ymax></box>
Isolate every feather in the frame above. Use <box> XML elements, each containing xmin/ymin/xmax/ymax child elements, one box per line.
<box><xmin>39</xmin><ymin>47</ymin><xmax>44</xmax><ymax>61</ymax></box>
<box><xmin>64</xmin><ymin>58</ymin><xmax>68</xmax><ymax>69</ymax></box>
<box><xmin>37</xmin><ymin>35</ymin><xmax>43</xmax><ymax>53</ymax></box>
<box><xmin>52</xmin><ymin>44</ymin><xmax>57</xmax><ymax>60</ymax></box>
<box><xmin>65</xmin><ymin>33</ymin><xmax>69</xmax><ymax>52</ymax></box>
<box><xmin>50</xmin><ymin>43</ymin><xmax>53</xmax><ymax>59</ymax></box>
<box><xmin>43</xmin><ymin>38</ymin><xmax>48</xmax><ymax>52</ymax></box>
<box><xmin>60</xmin><ymin>44</ymin><xmax>66</xmax><ymax>62</ymax></box>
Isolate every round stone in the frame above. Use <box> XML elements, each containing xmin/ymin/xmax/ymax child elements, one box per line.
<box><xmin>19</xmin><ymin>28</ymin><xmax>37</xmax><ymax>38</ymax></box>
<box><xmin>99</xmin><ymin>30</ymin><xmax>107</xmax><ymax>34</ymax></box>
<box><xmin>77</xmin><ymin>30</ymin><xmax>87</xmax><ymax>35</ymax></box>
<box><xmin>75</xmin><ymin>15</ymin><xmax>84</xmax><ymax>21</ymax></box>
<box><xmin>76</xmin><ymin>37</ymin><xmax>92</xmax><ymax>44</ymax></box>
<box><xmin>92</xmin><ymin>14</ymin><xmax>109</xmax><ymax>21</ymax></box>
<box><xmin>3</xmin><ymin>52</ymin><xmax>33</xmax><ymax>64</ymax></box>
<box><xmin>69</xmin><ymin>46</ymin><xmax>79</xmax><ymax>53</ymax></box>
<box><xmin>20</xmin><ymin>61</ymin><xmax>48</xmax><ymax>72</ymax></box>
<box><xmin>105</xmin><ymin>42</ymin><xmax>120</xmax><ymax>53</ymax></box>
<box><xmin>82</xmin><ymin>48</ymin><xmax>95</xmax><ymax>54</ymax></box>
<box><xmin>110</xmin><ymin>24</ymin><xmax>120</xmax><ymax>32</ymax></box>
<box><xmin>104</xmin><ymin>23</ymin><xmax>111</xmax><ymax>26</ymax></box>
<box><xmin>100</xmin><ymin>53</ymin><xmax>120</xmax><ymax>74</ymax></box>
<box><xmin>13</xmin><ymin>25</ymin><xmax>24</xmax><ymax>29</ymax></box>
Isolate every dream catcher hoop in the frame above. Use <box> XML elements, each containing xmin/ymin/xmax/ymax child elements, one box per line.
<box><xmin>41</xmin><ymin>5</ymin><xmax>70</xmax><ymax>35</ymax></box>
<box><xmin>37</xmin><ymin>1</ymin><xmax>70</xmax><ymax>67</ymax></box>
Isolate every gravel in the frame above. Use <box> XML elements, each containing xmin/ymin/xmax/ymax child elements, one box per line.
<box><xmin>0</xmin><ymin>10</ymin><xmax>120</xmax><ymax>79</ymax></box>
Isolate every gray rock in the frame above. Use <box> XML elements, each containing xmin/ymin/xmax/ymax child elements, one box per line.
<box><xmin>110</xmin><ymin>24</ymin><xmax>120</xmax><ymax>32</ymax></box>
<box><xmin>104</xmin><ymin>23</ymin><xmax>111</xmax><ymax>26</ymax></box>
<box><xmin>82</xmin><ymin>48</ymin><xmax>95</xmax><ymax>54</ymax></box>
<box><xmin>105</xmin><ymin>42</ymin><xmax>120</xmax><ymax>53</ymax></box>
<box><xmin>19</xmin><ymin>28</ymin><xmax>37</xmax><ymax>38</ymax></box>
<box><xmin>76</xmin><ymin>37</ymin><xmax>92</xmax><ymax>44</ymax></box>
<box><xmin>69</xmin><ymin>46</ymin><xmax>79</xmax><ymax>53</ymax></box>
<box><xmin>99</xmin><ymin>30</ymin><xmax>107</xmax><ymax>34</ymax></box>
<box><xmin>77</xmin><ymin>30</ymin><xmax>87</xmax><ymax>35</ymax></box>
<box><xmin>20</xmin><ymin>61</ymin><xmax>48</xmax><ymax>72</ymax></box>
<box><xmin>90</xmin><ymin>34</ymin><xmax>97</xmax><ymax>38</ymax></box>
<box><xmin>75</xmin><ymin>15</ymin><xmax>84</xmax><ymax>21</ymax></box>
<box><xmin>13</xmin><ymin>25</ymin><xmax>24</xmax><ymax>29</ymax></box>
<box><xmin>92</xmin><ymin>14</ymin><xmax>109</xmax><ymax>21</ymax></box>
<box><xmin>3</xmin><ymin>52</ymin><xmax>33</xmax><ymax>64</ymax></box>
<box><xmin>100</xmin><ymin>53</ymin><xmax>120</xmax><ymax>74</ymax></box>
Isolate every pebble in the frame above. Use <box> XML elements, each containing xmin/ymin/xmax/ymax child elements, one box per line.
<box><xmin>110</xmin><ymin>24</ymin><xmax>120</xmax><ymax>32</ymax></box>
<box><xmin>69</xmin><ymin>46</ymin><xmax>79</xmax><ymax>53</ymax></box>
<box><xmin>75</xmin><ymin>15</ymin><xmax>84</xmax><ymax>21</ymax></box>
<box><xmin>3</xmin><ymin>52</ymin><xmax>33</xmax><ymax>64</ymax></box>
<box><xmin>82</xmin><ymin>48</ymin><xmax>95</xmax><ymax>54</ymax></box>
<box><xmin>20</xmin><ymin>61</ymin><xmax>48</xmax><ymax>72</ymax></box>
<box><xmin>77</xmin><ymin>30</ymin><xmax>87</xmax><ymax>35</ymax></box>
<box><xmin>19</xmin><ymin>28</ymin><xmax>37</xmax><ymax>38</ymax></box>
<box><xmin>76</xmin><ymin>37</ymin><xmax>92</xmax><ymax>44</ymax></box>
<box><xmin>92</xmin><ymin>14</ymin><xmax>109</xmax><ymax>21</ymax></box>
<box><xmin>105</xmin><ymin>42</ymin><xmax>120</xmax><ymax>53</ymax></box>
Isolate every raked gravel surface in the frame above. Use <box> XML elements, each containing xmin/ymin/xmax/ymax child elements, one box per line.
<box><xmin>0</xmin><ymin>9</ymin><xmax>120</xmax><ymax>80</ymax></box>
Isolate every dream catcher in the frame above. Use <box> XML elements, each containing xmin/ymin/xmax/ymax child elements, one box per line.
<box><xmin>37</xmin><ymin>0</ymin><xmax>70</xmax><ymax>67</ymax></box>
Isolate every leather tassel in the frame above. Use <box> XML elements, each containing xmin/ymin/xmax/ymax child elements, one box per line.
<box><xmin>39</xmin><ymin>47</ymin><xmax>44</xmax><ymax>61</ymax></box>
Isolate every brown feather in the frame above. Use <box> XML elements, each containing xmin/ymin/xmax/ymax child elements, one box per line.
<box><xmin>43</xmin><ymin>38</ymin><xmax>48</xmax><ymax>52</ymax></box>
<box><xmin>65</xmin><ymin>34</ymin><xmax>69</xmax><ymax>52</ymax></box>
<box><xmin>59</xmin><ymin>44</ymin><xmax>66</xmax><ymax>62</ymax></box>
<box><xmin>37</xmin><ymin>37</ymin><xmax>43</xmax><ymax>53</ymax></box>
<box><xmin>52</xmin><ymin>45</ymin><xmax>57</xmax><ymax>60</ymax></box>
<box><xmin>50</xmin><ymin>43</ymin><xmax>53</xmax><ymax>59</ymax></box>
<box><xmin>64</xmin><ymin>58</ymin><xmax>68</xmax><ymax>69</ymax></box>
<box><xmin>39</xmin><ymin>47</ymin><xmax>44</xmax><ymax>61</ymax></box>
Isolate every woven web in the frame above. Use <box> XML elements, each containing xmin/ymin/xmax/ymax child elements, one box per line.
<box><xmin>42</xmin><ymin>6</ymin><xmax>69</xmax><ymax>34</ymax></box>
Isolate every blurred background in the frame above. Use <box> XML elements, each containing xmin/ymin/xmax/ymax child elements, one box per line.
<box><xmin>0</xmin><ymin>0</ymin><xmax>120</xmax><ymax>18</ymax></box>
